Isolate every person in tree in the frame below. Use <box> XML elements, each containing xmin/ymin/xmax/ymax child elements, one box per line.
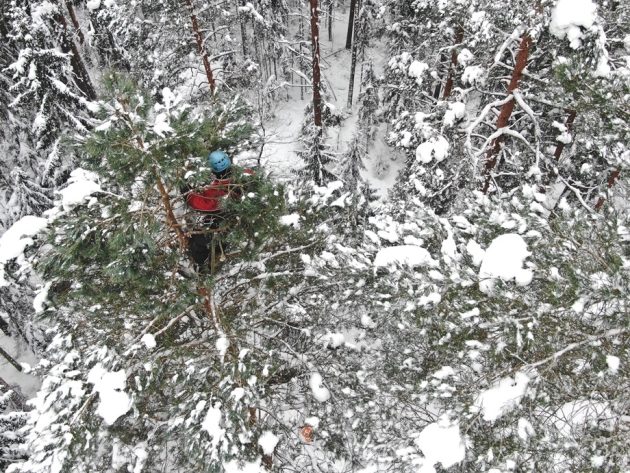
<box><xmin>183</xmin><ymin>150</ymin><xmax>254</xmax><ymax>270</ymax></box>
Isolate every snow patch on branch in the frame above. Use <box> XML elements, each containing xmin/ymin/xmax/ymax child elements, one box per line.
<box><xmin>87</xmin><ymin>364</ymin><xmax>132</xmax><ymax>425</ymax></box>
<box><xmin>415</xmin><ymin>417</ymin><xmax>466</xmax><ymax>471</ymax></box>
<box><xmin>479</xmin><ymin>234</ymin><xmax>533</xmax><ymax>294</ymax></box>
<box><xmin>0</xmin><ymin>216</ymin><xmax>48</xmax><ymax>287</ymax></box>
<box><xmin>474</xmin><ymin>372</ymin><xmax>529</xmax><ymax>422</ymax></box>
<box><xmin>550</xmin><ymin>0</ymin><xmax>598</xmax><ymax>49</ymax></box>
<box><xmin>374</xmin><ymin>245</ymin><xmax>438</xmax><ymax>269</ymax></box>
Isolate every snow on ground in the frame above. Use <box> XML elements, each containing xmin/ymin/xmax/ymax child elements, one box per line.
<box><xmin>478</xmin><ymin>233</ymin><xmax>533</xmax><ymax>294</ymax></box>
<box><xmin>261</xmin><ymin>5</ymin><xmax>401</xmax><ymax>197</ymax></box>
<box><xmin>0</xmin><ymin>333</ymin><xmax>40</xmax><ymax>397</ymax></box>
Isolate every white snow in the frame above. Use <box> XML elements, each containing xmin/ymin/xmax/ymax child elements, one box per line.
<box><xmin>309</xmin><ymin>372</ymin><xmax>330</xmax><ymax>402</ymax></box>
<box><xmin>416</xmin><ymin>136</ymin><xmax>449</xmax><ymax>164</ymax></box>
<box><xmin>415</xmin><ymin>417</ymin><xmax>466</xmax><ymax>472</ymax></box>
<box><xmin>432</xmin><ymin>366</ymin><xmax>455</xmax><ymax>380</ymax></box>
<box><xmin>605</xmin><ymin>355</ymin><xmax>620</xmax><ymax>374</ymax></box>
<box><xmin>201</xmin><ymin>404</ymin><xmax>225</xmax><ymax>448</ymax></box>
<box><xmin>466</xmin><ymin>240</ymin><xmax>485</xmax><ymax>266</ymax></box>
<box><xmin>86</xmin><ymin>0</ymin><xmax>101</xmax><ymax>11</ymax></box>
<box><xmin>140</xmin><ymin>334</ymin><xmax>156</xmax><ymax>349</ymax></box>
<box><xmin>257</xmin><ymin>431</ymin><xmax>279</xmax><ymax>455</ymax></box>
<box><xmin>56</xmin><ymin>168</ymin><xmax>101</xmax><ymax>211</ymax></box>
<box><xmin>305</xmin><ymin>416</ymin><xmax>320</xmax><ymax>428</ymax></box>
<box><xmin>0</xmin><ymin>215</ymin><xmax>48</xmax><ymax>286</ymax></box>
<box><xmin>550</xmin><ymin>0</ymin><xmax>598</xmax><ymax>49</ymax></box>
<box><xmin>374</xmin><ymin>245</ymin><xmax>437</xmax><ymax>269</ymax></box>
<box><xmin>323</xmin><ymin>332</ymin><xmax>345</xmax><ymax>348</ymax></box>
<box><xmin>408</xmin><ymin>61</ymin><xmax>429</xmax><ymax>85</ymax></box>
<box><xmin>474</xmin><ymin>372</ymin><xmax>529</xmax><ymax>422</ymax></box>
<box><xmin>87</xmin><ymin>364</ymin><xmax>132</xmax><ymax>425</ymax></box>
<box><xmin>517</xmin><ymin>417</ymin><xmax>535</xmax><ymax>440</ymax></box>
<box><xmin>462</xmin><ymin>65</ymin><xmax>485</xmax><ymax>85</ymax></box>
<box><xmin>153</xmin><ymin>112</ymin><xmax>174</xmax><ymax>137</ymax></box>
<box><xmin>361</xmin><ymin>314</ymin><xmax>376</xmax><ymax>329</ymax></box>
<box><xmin>279</xmin><ymin>213</ymin><xmax>301</xmax><ymax>228</ymax></box>
<box><xmin>443</xmin><ymin>102</ymin><xmax>466</xmax><ymax>127</ymax></box>
<box><xmin>552</xmin><ymin>400</ymin><xmax>610</xmax><ymax>436</ymax></box>
<box><xmin>33</xmin><ymin>282</ymin><xmax>52</xmax><ymax>313</ymax></box>
<box><xmin>457</xmin><ymin>49</ymin><xmax>474</xmax><ymax>66</ymax></box>
<box><xmin>216</xmin><ymin>336</ymin><xmax>230</xmax><ymax>361</ymax></box>
<box><xmin>223</xmin><ymin>459</ymin><xmax>264</xmax><ymax>473</ymax></box>
<box><xmin>479</xmin><ymin>234</ymin><xmax>533</xmax><ymax>294</ymax></box>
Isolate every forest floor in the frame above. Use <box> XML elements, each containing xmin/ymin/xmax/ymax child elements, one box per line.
<box><xmin>260</xmin><ymin>5</ymin><xmax>404</xmax><ymax>197</ymax></box>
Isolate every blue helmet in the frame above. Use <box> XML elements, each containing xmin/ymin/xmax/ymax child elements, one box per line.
<box><xmin>208</xmin><ymin>150</ymin><xmax>231</xmax><ymax>173</ymax></box>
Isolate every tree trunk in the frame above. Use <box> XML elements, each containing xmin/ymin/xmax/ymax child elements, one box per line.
<box><xmin>594</xmin><ymin>169</ymin><xmax>621</xmax><ymax>210</ymax></box>
<box><xmin>442</xmin><ymin>26</ymin><xmax>464</xmax><ymax>99</ymax></box>
<box><xmin>328</xmin><ymin>0</ymin><xmax>333</xmax><ymax>42</ymax></box>
<box><xmin>553</xmin><ymin>109</ymin><xmax>577</xmax><ymax>160</ymax></box>
<box><xmin>309</xmin><ymin>0</ymin><xmax>323</xmax><ymax>127</ymax></box>
<box><xmin>65</xmin><ymin>0</ymin><xmax>85</xmax><ymax>44</ymax></box>
<box><xmin>482</xmin><ymin>33</ymin><xmax>532</xmax><ymax>194</ymax></box>
<box><xmin>53</xmin><ymin>12</ymin><xmax>97</xmax><ymax>100</ymax></box>
<box><xmin>182</xmin><ymin>0</ymin><xmax>216</xmax><ymax>94</ymax></box>
<box><xmin>0</xmin><ymin>345</ymin><xmax>22</xmax><ymax>372</ymax></box>
<box><xmin>237</xmin><ymin>0</ymin><xmax>248</xmax><ymax>57</ymax></box>
<box><xmin>345</xmin><ymin>0</ymin><xmax>356</xmax><ymax>50</ymax></box>
<box><xmin>346</xmin><ymin>0</ymin><xmax>361</xmax><ymax>108</ymax></box>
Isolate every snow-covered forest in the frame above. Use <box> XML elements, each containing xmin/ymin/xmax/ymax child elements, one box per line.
<box><xmin>0</xmin><ymin>0</ymin><xmax>628</xmax><ymax>471</ymax></box>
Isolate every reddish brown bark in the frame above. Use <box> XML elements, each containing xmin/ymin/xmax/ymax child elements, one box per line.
<box><xmin>309</xmin><ymin>0</ymin><xmax>323</xmax><ymax>127</ymax></box>
<box><xmin>594</xmin><ymin>168</ymin><xmax>621</xmax><ymax>210</ymax></box>
<box><xmin>154</xmin><ymin>169</ymin><xmax>188</xmax><ymax>250</ymax></box>
<box><xmin>482</xmin><ymin>33</ymin><xmax>532</xmax><ymax>194</ymax></box>
<box><xmin>442</xmin><ymin>26</ymin><xmax>464</xmax><ymax>99</ymax></box>
<box><xmin>65</xmin><ymin>0</ymin><xmax>85</xmax><ymax>44</ymax></box>
<box><xmin>183</xmin><ymin>0</ymin><xmax>216</xmax><ymax>94</ymax></box>
<box><xmin>553</xmin><ymin>109</ymin><xmax>577</xmax><ymax>160</ymax></box>
<box><xmin>53</xmin><ymin>12</ymin><xmax>96</xmax><ymax>100</ymax></box>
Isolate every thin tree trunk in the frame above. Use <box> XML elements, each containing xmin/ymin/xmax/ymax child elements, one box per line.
<box><xmin>309</xmin><ymin>0</ymin><xmax>323</xmax><ymax>127</ymax></box>
<box><xmin>345</xmin><ymin>0</ymin><xmax>356</xmax><ymax>50</ymax></box>
<box><xmin>0</xmin><ymin>345</ymin><xmax>22</xmax><ymax>372</ymax></box>
<box><xmin>482</xmin><ymin>33</ymin><xmax>532</xmax><ymax>194</ymax></box>
<box><xmin>594</xmin><ymin>169</ymin><xmax>621</xmax><ymax>210</ymax></box>
<box><xmin>328</xmin><ymin>0</ymin><xmax>333</xmax><ymax>42</ymax></box>
<box><xmin>182</xmin><ymin>0</ymin><xmax>216</xmax><ymax>94</ymax></box>
<box><xmin>65</xmin><ymin>0</ymin><xmax>85</xmax><ymax>44</ymax></box>
<box><xmin>346</xmin><ymin>0</ymin><xmax>361</xmax><ymax>108</ymax></box>
<box><xmin>53</xmin><ymin>12</ymin><xmax>96</xmax><ymax>100</ymax></box>
<box><xmin>237</xmin><ymin>0</ymin><xmax>248</xmax><ymax>57</ymax></box>
<box><xmin>442</xmin><ymin>26</ymin><xmax>464</xmax><ymax>99</ymax></box>
<box><xmin>553</xmin><ymin>109</ymin><xmax>577</xmax><ymax>160</ymax></box>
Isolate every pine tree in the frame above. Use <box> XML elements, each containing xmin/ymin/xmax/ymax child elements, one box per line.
<box><xmin>0</xmin><ymin>378</ymin><xmax>27</xmax><ymax>470</ymax></box>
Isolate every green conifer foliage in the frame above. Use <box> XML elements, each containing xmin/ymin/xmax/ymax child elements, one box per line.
<box><xmin>23</xmin><ymin>76</ymin><xmax>297</xmax><ymax>471</ymax></box>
